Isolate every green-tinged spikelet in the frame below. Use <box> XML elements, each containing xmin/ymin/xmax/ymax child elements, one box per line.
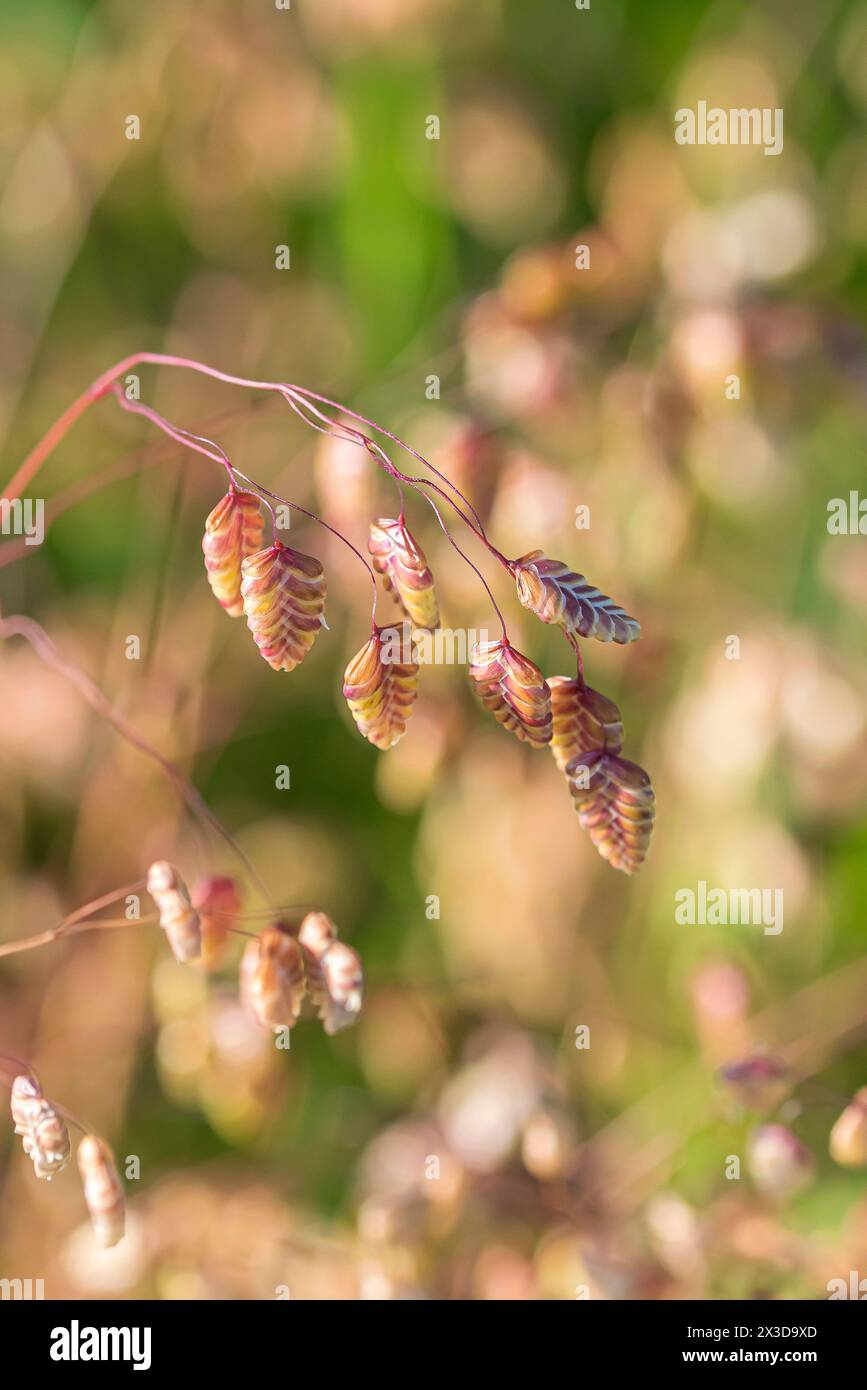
<box><xmin>368</xmin><ymin>517</ymin><xmax>439</xmax><ymax>630</ymax></box>
<box><xmin>343</xmin><ymin>624</ymin><xmax>419</xmax><ymax>750</ymax></box>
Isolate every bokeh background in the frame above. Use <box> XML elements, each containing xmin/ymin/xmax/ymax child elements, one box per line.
<box><xmin>1</xmin><ymin>0</ymin><xmax>867</xmax><ymax>1300</ymax></box>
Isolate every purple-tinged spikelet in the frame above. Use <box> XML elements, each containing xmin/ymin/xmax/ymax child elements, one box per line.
<box><xmin>566</xmin><ymin>750</ymin><xmax>655</xmax><ymax>874</ymax></box>
<box><xmin>241</xmin><ymin>542</ymin><xmax>326</xmax><ymax>673</ymax></box>
<box><xmin>368</xmin><ymin>517</ymin><xmax>439</xmax><ymax>631</ymax></box>
<box><xmin>513</xmin><ymin>550</ymin><xmax>640</xmax><ymax>647</ymax></box>
<box><xmin>548</xmin><ymin>676</ymin><xmax>624</xmax><ymax>771</ymax></box>
<box><xmin>192</xmin><ymin>875</ymin><xmax>241</xmax><ymax>971</ymax></box>
<box><xmin>343</xmin><ymin>625</ymin><xmax>419</xmax><ymax>750</ymax></box>
<box><xmin>202</xmin><ymin>489</ymin><xmax>265</xmax><ymax>617</ymax></box>
<box><xmin>469</xmin><ymin>639</ymin><xmax>552</xmax><ymax>748</ymax></box>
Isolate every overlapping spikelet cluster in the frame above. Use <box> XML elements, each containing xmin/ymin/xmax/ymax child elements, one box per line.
<box><xmin>147</xmin><ymin>862</ymin><xmax>364</xmax><ymax>1037</ymax></box>
<box><xmin>368</xmin><ymin>517</ymin><xmax>439</xmax><ymax>630</ymax></box>
<box><xmin>199</xmin><ymin>479</ymin><xmax>654</xmax><ymax>872</ymax></box>
<box><xmin>343</xmin><ymin>624</ymin><xmax>420</xmax><ymax>750</ymax></box>
<box><xmin>8</xmin><ymin>1076</ymin><xmax>125</xmax><ymax>1246</ymax></box>
<box><xmin>201</xmin><ymin>490</ymin><xmax>436</xmax><ymax>754</ymax></box>
<box><xmin>548</xmin><ymin>676</ymin><xmax>624</xmax><ymax>771</ymax></box>
<box><xmin>467</xmin><ymin>551</ymin><xmax>654</xmax><ymax>873</ymax></box>
<box><xmin>547</xmin><ymin>676</ymin><xmax>654</xmax><ymax>873</ymax></box>
<box><xmin>240</xmin><ymin>912</ymin><xmax>363</xmax><ymax>1036</ymax></box>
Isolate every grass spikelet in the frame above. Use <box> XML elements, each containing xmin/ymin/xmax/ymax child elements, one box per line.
<box><xmin>192</xmin><ymin>875</ymin><xmax>241</xmax><ymax>970</ymax></box>
<box><xmin>513</xmin><ymin>550</ymin><xmax>640</xmax><ymax>646</ymax></box>
<box><xmin>10</xmin><ymin>1076</ymin><xmax>70</xmax><ymax>1180</ymax></box>
<box><xmin>566</xmin><ymin>750</ymin><xmax>655</xmax><ymax>874</ymax></box>
<box><xmin>368</xmin><ymin>517</ymin><xmax>440</xmax><ymax>630</ymax></box>
<box><xmin>298</xmin><ymin>909</ymin><xmax>336</xmax><ymax>1002</ymax></box>
<box><xmin>77</xmin><ymin>1134</ymin><xmax>125</xmax><ymax>1248</ymax></box>
<box><xmin>548</xmin><ymin>676</ymin><xmax>624</xmax><ymax>771</ymax></box>
<box><xmin>298</xmin><ymin>909</ymin><xmax>337</xmax><ymax>960</ymax></box>
<box><xmin>146</xmin><ymin>860</ymin><xmax>202</xmax><ymax>963</ymax></box>
<box><xmin>309</xmin><ymin>940</ymin><xmax>364</xmax><ymax>1036</ymax></box>
<box><xmin>343</xmin><ymin>624</ymin><xmax>419</xmax><ymax>750</ymax></box>
<box><xmin>241</xmin><ymin>542</ymin><xmax>327</xmax><ymax>673</ymax></box>
<box><xmin>469</xmin><ymin>638</ymin><xmax>552</xmax><ymax>747</ymax></box>
<box><xmin>829</xmin><ymin>1089</ymin><xmax>867</xmax><ymax>1168</ymax></box>
<box><xmin>240</xmin><ymin>922</ymin><xmax>306</xmax><ymax>1032</ymax></box>
<box><xmin>202</xmin><ymin>488</ymin><xmax>265</xmax><ymax>617</ymax></box>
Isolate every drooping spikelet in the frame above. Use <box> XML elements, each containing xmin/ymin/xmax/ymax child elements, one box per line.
<box><xmin>566</xmin><ymin>750</ymin><xmax>655</xmax><ymax>874</ymax></box>
<box><xmin>202</xmin><ymin>488</ymin><xmax>265</xmax><ymax>617</ymax></box>
<box><xmin>309</xmin><ymin>940</ymin><xmax>364</xmax><ymax>1036</ymax></box>
<box><xmin>513</xmin><ymin>550</ymin><xmax>640</xmax><ymax>646</ymax></box>
<box><xmin>829</xmin><ymin>1089</ymin><xmax>867</xmax><ymax>1168</ymax></box>
<box><xmin>146</xmin><ymin>860</ymin><xmax>202</xmax><ymax>964</ymax></box>
<box><xmin>240</xmin><ymin>923</ymin><xmax>307</xmax><ymax>1032</ymax></box>
<box><xmin>548</xmin><ymin>676</ymin><xmax>624</xmax><ymax>771</ymax></box>
<box><xmin>298</xmin><ymin>909</ymin><xmax>337</xmax><ymax>964</ymax></box>
<box><xmin>298</xmin><ymin>912</ymin><xmax>363</xmax><ymax>1034</ymax></box>
<box><xmin>718</xmin><ymin>1056</ymin><xmax>792</xmax><ymax>1113</ymax></box>
<box><xmin>746</xmin><ymin>1124</ymin><xmax>814</xmax><ymax>1198</ymax></box>
<box><xmin>368</xmin><ymin>517</ymin><xmax>440</xmax><ymax>631</ymax></box>
<box><xmin>469</xmin><ymin>638</ymin><xmax>552</xmax><ymax>748</ymax></box>
<box><xmin>10</xmin><ymin>1076</ymin><xmax>70</xmax><ymax>1180</ymax></box>
<box><xmin>77</xmin><ymin>1135</ymin><xmax>125</xmax><ymax>1248</ymax></box>
<box><xmin>241</xmin><ymin>542</ymin><xmax>327</xmax><ymax>673</ymax></box>
<box><xmin>298</xmin><ymin>909</ymin><xmax>336</xmax><ymax>1004</ymax></box>
<box><xmin>192</xmin><ymin>875</ymin><xmax>241</xmax><ymax>971</ymax></box>
<box><xmin>343</xmin><ymin>624</ymin><xmax>419</xmax><ymax>750</ymax></box>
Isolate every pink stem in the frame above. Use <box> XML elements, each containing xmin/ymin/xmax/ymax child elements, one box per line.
<box><xmin>5</xmin><ymin>349</ymin><xmax>510</xmax><ymax>582</ymax></box>
<box><xmin>286</xmin><ymin>388</ymin><xmax>510</xmax><ymax>569</ymax></box>
<box><xmin>283</xmin><ymin>390</ymin><xmax>509</xmax><ymax>634</ymax></box>
<box><xmin>0</xmin><ymin>915</ymin><xmax>155</xmax><ymax>962</ymax></box>
<box><xmin>109</xmin><ymin>386</ymin><xmax>235</xmax><ymax>480</ymax></box>
<box><xmin>284</xmin><ymin>383</ymin><xmax>489</xmax><ymax>540</ymax></box>
<box><xmin>0</xmin><ymin>402</ymin><xmax>269</xmax><ymax>572</ymax></box>
<box><xmin>0</xmin><ymin>1053</ymin><xmax>40</xmax><ymax>1087</ymax></box>
<box><xmin>107</xmin><ymin>386</ymin><xmax>378</xmax><ymax>618</ymax></box>
<box><xmin>0</xmin><ymin>613</ymin><xmax>272</xmax><ymax>904</ymax></box>
<box><xmin>229</xmin><ymin>466</ymin><xmax>378</xmax><ymax>623</ymax></box>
